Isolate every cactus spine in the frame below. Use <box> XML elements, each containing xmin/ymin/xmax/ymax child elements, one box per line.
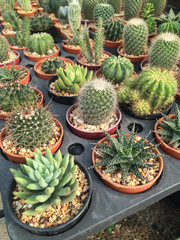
<box><xmin>0</xmin><ymin>35</ymin><xmax>10</xmax><ymax>63</ymax></box>
<box><xmin>104</xmin><ymin>19</ymin><xmax>124</xmax><ymax>42</ymax></box>
<box><xmin>17</xmin><ymin>0</ymin><xmax>32</xmax><ymax>11</ymax></box>
<box><xmin>94</xmin><ymin>3</ymin><xmax>114</xmax><ymax>25</ymax></box>
<box><xmin>149</xmin><ymin>0</ymin><xmax>167</xmax><ymax>17</ymax></box>
<box><xmin>82</xmin><ymin>0</ymin><xmax>98</xmax><ymax>20</ymax></box>
<box><xmin>124</xmin><ymin>0</ymin><xmax>142</xmax><ymax>21</ymax></box>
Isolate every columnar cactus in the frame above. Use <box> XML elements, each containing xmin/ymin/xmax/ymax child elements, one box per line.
<box><xmin>31</xmin><ymin>14</ymin><xmax>53</xmax><ymax>32</ymax></box>
<box><xmin>82</xmin><ymin>0</ymin><xmax>98</xmax><ymax>20</ymax></box>
<box><xmin>41</xmin><ymin>58</ymin><xmax>66</xmax><ymax>74</ymax></box>
<box><xmin>94</xmin><ymin>3</ymin><xmax>114</xmax><ymax>25</ymax></box>
<box><xmin>10</xmin><ymin>148</ymin><xmax>78</xmax><ymax>216</ymax></box>
<box><xmin>123</xmin><ymin>18</ymin><xmax>148</xmax><ymax>56</ymax></box>
<box><xmin>124</xmin><ymin>0</ymin><xmax>142</xmax><ymax>21</ymax></box>
<box><xmin>68</xmin><ymin>0</ymin><xmax>81</xmax><ymax>30</ymax></box>
<box><xmin>17</xmin><ymin>0</ymin><xmax>32</xmax><ymax>12</ymax></box>
<box><xmin>27</xmin><ymin>33</ymin><xmax>54</xmax><ymax>55</ymax></box>
<box><xmin>149</xmin><ymin>33</ymin><xmax>180</xmax><ymax>70</ymax></box>
<box><xmin>77</xmin><ymin>77</ymin><xmax>118</xmax><ymax>125</ymax></box>
<box><xmin>149</xmin><ymin>0</ymin><xmax>167</xmax><ymax>17</ymax></box>
<box><xmin>0</xmin><ymin>35</ymin><xmax>9</xmax><ymax>63</ymax></box>
<box><xmin>104</xmin><ymin>19</ymin><xmax>124</xmax><ymax>42</ymax></box>
<box><xmin>108</xmin><ymin>0</ymin><xmax>122</xmax><ymax>14</ymax></box>
<box><xmin>2</xmin><ymin>8</ymin><xmax>22</xmax><ymax>31</ymax></box>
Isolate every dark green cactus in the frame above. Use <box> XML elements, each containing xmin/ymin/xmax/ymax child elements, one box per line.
<box><xmin>108</xmin><ymin>0</ymin><xmax>122</xmax><ymax>14</ymax></box>
<box><xmin>149</xmin><ymin>0</ymin><xmax>167</xmax><ymax>17</ymax></box>
<box><xmin>104</xmin><ymin>19</ymin><xmax>124</xmax><ymax>42</ymax></box>
<box><xmin>41</xmin><ymin>58</ymin><xmax>66</xmax><ymax>74</ymax></box>
<box><xmin>82</xmin><ymin>0</ymin><xmax>98</xmax><ymax>20</ymax></box>
<box><xmin>2</xmin><ymin>7</ymin><xmax>22</xmax><ymax>31</ymax></box>
<box><xmin>124</xmin><ymin>0</ymin><xmax>142</xmax><ymax>21</ymax></box>
<box><xmin>10</xmin><ymin>148</ymin><xmax>78</xmax><ymax>216</ymax></box>
<box><xmin>39</xmin><ymin>0</ymin><xmax>51</xmax><ymax>13</ymax></box>
<box><xmin>31</xmin><ymin>14</ymin><xmax>53</xmax><ymax>32</ymax></box>
<box><xmin>0</xmin><ymin>35</ymin><xmax>10</xmax><ymax>63</ymax></box>
<box><xmin>94</xmin><ymin>3</ymin><xmax>114</xmax><ymax>25</ymax></box>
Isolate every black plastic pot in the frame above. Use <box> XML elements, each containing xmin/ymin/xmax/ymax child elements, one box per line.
<box><xmin>47</xmin><ymin>76</ymin><xmax>77</xmax><ymax>105</ymax></box>
<box><xmin>6</xmin><ymin>160</ymin><xmax>92</xmax><ymax>236</ymax></box>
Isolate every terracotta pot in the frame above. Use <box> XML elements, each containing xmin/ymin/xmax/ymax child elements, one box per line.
<box><xmin>0</xmin><ymin>50</ymin><xmax>20</xmax><ymax>67</ymax></box>
<box><xmin>0</xmin><ymin>118</ymin><xmax>63</xmax><ymax>163</ymax></box>
<box><xmin>104</xmin><ymin>40</ymin><xmax>123</xmax><ymax>48</ymax></box>
<box><xmin>117</xmin><ymin>45</ymin><xmax>148</xmax><ymax>63</ymax></box>
<box><xmin>54</xmin><ymin>22</ymin><xmax>69</xmax><ymax>39</ymax></box>
<box><xmin>24</xmin><ymin>44</ymin><xmax>60</xmax><ymax>62</ymax></box>
<box><xmin>34</xmin><ymin>57</ymin><xmax>74</xmax><ymax>80</ymax></box>
<box><xmin>0</xmin><ymin>87</ymin><xmax>43</xmax><ymax>120</ymax></box>
<box><xmin>62</xmin><ymin>41</ymin><xmax>81</xmax><ymax>55</ymax></box>
<box><xmin>154</xmin><ymin>114</ymin><xmax>180</xmax><ymax>160</ymax></box>
<box><xmin>17</xmin><ymin>8</ymin><xmax>37</xmax><ymax>19</ymax></box>
<box><xmin>94</xmin><ymin>69</ymin><xmax>137</xmax><ymax>79</ymax></box>
<box><xmin>76</xmin><ymin>51</ymin><xmax>112</xmax><ymax>71</ymax></box>
<box><xmin>66</xmin><ymin>104</ymin><xmax>122</xmax><ymax>139</ymax></box>
<box><xmin>2</xmin><ymin>26</ymin><xmax>16</xmax><ymax>39</ymax></box>
<box><xmin>10</xmin><ymin>45</ymin><xmax>26</xmax><ymax>51</ymax></box>
<box><xmin>92</xmin><ymin>134</ymin><xmax>163</xmax><ymax>193</ymax></box>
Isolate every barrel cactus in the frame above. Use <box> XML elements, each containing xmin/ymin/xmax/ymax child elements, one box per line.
<box><xmin>108</xmin><ymin>0</ymin><xmax>122</xmax><ymax>14</ymax></box>
<box><xmin>149</xmin><ymin>32</ymin><xmax>180</xmax><ymax>70</ymax></box>
<box><xmin>82</xmin><ymin>0</ymin><xmax>98</xmax><ymax>20</ymax></box>
<box><xmin>0</xmin><ymin>35</ymin><xmax>10</xmax><ymax>63</ymax></box>
<box><xmin>10</xmin><ymin>148</ymin><xmax>78</xmax><ymax>216</ymax></box>
<box><xmin>94</xmin><ymin>3</ymin><xmax>114</xmax><ymax>25</ymax></box>
<box><xmin>123</xmin><ymin>18</ymin><xmax>148</xmax><ymax>56</ymax></box>
<box><xmin>104</xmin><ymin>19</ymin><xmax>124</xmax><ymax>42</ymax></box>
<box><xmin>31</xmin><ymin>14</ymin><xmax>53</xmax><ymax>32</ymax></box>
<box><xmin>124</xmin><ymin>0</ymin><xmax>142</xmax><ymax>21</ymax></box>
<box><xmin>77</xmin><ymin>77</ymin><xmax>118</xmax><ymax>125</ymax></box>
<box><xmin>101</xmin><ymin>55</ymin><xmax>134</xmax><ymax>84</ymax></box>
<box><xmin>149</xmin><ymin>0</ymin><xmax>167</xmax><ymax>17</ymax></box>
<box><xmin>41</xmin><ymin>58</ymin><xmax>66</xmax><ymax>74</ymax></box>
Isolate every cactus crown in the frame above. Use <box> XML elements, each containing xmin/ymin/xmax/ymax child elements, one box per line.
<box><xmin>31</xmin><ymin>13</ymin><xmax>53</xmax><ymax>32</ymax></box>
<box><xmin>41</xmin><ymin>57</ymin><xmax>66</xmax><ymax>74</ymax></box>
<box><xmin>10</xmin><ymin>148</ymin><xmax>78</xmax><ymax>216</ymax></box>
<box><xmin>0</xmin><ymin>35</ymin><xmax>10</xmax><ymax>63</ymax></box>
<box><xmin>92</xmin><ymin>125</ymin><xmax>160</xmax><ymax>182</ymax></box>
<box><xmin>77</xmin><ymin>77</ymin><xmax>118</xmax><ymax>125</ymax></box>
<box><xmin>17</xmin><ymin>0</ymin><xmax>32</xmax><ymax>11</ymax></box>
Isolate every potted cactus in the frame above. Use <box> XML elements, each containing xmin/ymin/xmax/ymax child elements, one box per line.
<box><xmin>7</xmin><ymin>147</ymin><xmax>92</xmax><ymax>235</ymax></box>
<box><xmin>66</xmin><ymin>77</ymin><xmax>122</xmax><ymax>139</ymax></box>
<box><xmin>34</xmin><ymin>57</ymin><xmax>74</xmax><ymax>80</ymax></box>
<box><xmin>124</xmin><ymin>0</ymin><xmax>142</xmax><ymax>21</ymax></box>
<box><xmin>16</xmin><ymin>0</ymin><xmax>37</xmax><ymax>19</ymax></box>
<box><xmin>0</xmin><ymin>105</ymin><xmax>64</xmax><ymax>163</ymax></box>
<box><xmin>48</xmin><ymin>64</ymin><xmax>93</xmax><ymax>104</ymax></box>
<box><xmin>24</xmin><ymin>32</ymin><xmax>60</xmax><ymax>62</ymax></box>
<box><xmin>91</xmin><ymin>126</ymin><xmax>163</xmax><ymax>193</ymax></box>
<box><xmin>141</xmin><ymin>3</ymin><xmax>157</xmax><ymax>36</ymax></box>
<box><xmin>149</xmin><ymin>0</ymin><xmax>167</xmax><ymax>17</ymax></box>
<box><xmin>30</xmin><ymin>13</ymin><xmax>53</xmax><ymax>33</ymax></box>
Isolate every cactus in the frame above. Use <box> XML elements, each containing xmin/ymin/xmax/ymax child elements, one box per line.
<box><xmin>2</xmin><ymin>7</ymin><xmax>22</xmax><ymax>31</ymax></box>
<box><xmin>77</xmin><ymin>77</ymin><xmax>117</xmax><ymax>125</ymax></box>
<box><xmin>0</xmin><ymin>0</ymin><xmax>6</xmax><ymax>9</ymax></box>
<box><xmin>39</xmin><ymin>0</ymin><xmax>51</xmax><ymax>13</ymax></box>
<box><xmin>94</xmin><ymin>3</ymin><xmax>114</xmax><ymax>25</ymax></box>
<box><xmin>54</xmin><ymin>64</ymin><xmax>93</xmax><ymax>94</ymax></box>
<box><xmin>10</xmin><ymin>17</ymin><xmax>30</xmax><ymax>48</ymax></box>
<box><xmin>123</xmin><ymin>18</ymin><xmax>148</xmax><ymax>56</ymax></box>
<box><xmin>104</xmin><ymin>19</ymin><xmax>124</xmax><ymax>42</ymax></box>
<box><xmin>107</xmin><ymin>0</ymin><xmax>122</xmax><ymax>14</ymax></box>
<box><xmin>6</xmin><ymin>105</ymin><xmax>54</xmax><ymax>149</ymax></box>
<box><xmin>49</xmin><ymin>0</ymin><xmax>68</xmax><ymax>17</ymax></box>
<box><xmin>68</xmin><ymin>0</ymin><xmax>81</xmax><ymax>30</ymax></box>
<box><xmin>41</xmin><ymin>58</ymin><xmax>66</xmax><ymax>74</ymax></box>
<box><xmin>0</xmin><ymin>35</ymin><xmax>10</xmax><ymax>63</ymax></box>
<box><xmin>141</xmin><ymin>3</ymin><xmax>157</xmax><ymax>34</ymax></box>
<box><xmin>82</xmin><ymin>0</ymin><xmax>98</xmax><ymax>20</ymax></box>
<box><xmin>27</xmin><ymin>33</ymin><xmax>54</xmax><ymax>55</ymax></box>
<box><xmin>132</xmin><ymin>99</ymin><xmax>151</xmax><ymax>116</ymax></box>
<box><xmin>10</xmin><ymin>148</ymin><xmax>78</xmax><ymax>216</ymax></box>
<box><xmin>6</xmin><ymin>0</ymin><xmax>15</xmax><ymax>9</ymax></box>
<box><xmin>149</xmin><ymin>33</ymin><xmax>180</xmax><ymax>70</ymax></box>
<box><xmin>149</xmin><ymin>0</ymin><xmax>167</xmax><ymax>17</ymax></box>
<box><xmin>0</xmin><ymin>83</ymin><xmax>37</xmax><ymax>112</ymax></box>
<box><xmin>17</xmin><ymin>0</ymin><xmax>32</xmax><ymax>11</ymax></box>
<box><xmin>58</xmin><ymin>5</ymin><xmax>69</xmax><ymax>25</ymax></box>
<box><xmin>31</xmin><ymin>13</ymin><xmax>53</xmax><ymax>32</ymax></box>
<box><xmin>117</xmin><ymin>85</ymin><xmax>132</xmax><ymax>104</ymax></box>
<box><xmin>101</xmin><ymin>55</ymin><xmax>134</xmax><ymax>84</ymax></box>
<box><xmin>124</xmin><ymin>0</ymin><xmax>142</xmax><ymax>21</ymax></box>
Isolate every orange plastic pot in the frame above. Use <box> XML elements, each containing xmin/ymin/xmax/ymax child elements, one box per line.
<box><xmin>62</xmin><ymin>41</ymin><xmax>81</xmax><ymax>55</ymax></box>
<box><xmin>0</xmin><ymin>118</ymin><xmax>64</xmax><ymax>163</ymax></box>
<box><xmin>24</xmin><ymin>44</ymin><xmax>60</xmax><ymax>62</ymax></box>
<box><xmin>2</xmin><ymin>27</ymin><xmax>16</xmax><ymax>39</ymax></box>
<box><xmin>92</xmin><ymin>134</ymin><xmax>163</xmax><ymax>193</ymax></box>
<box><xmin>17</xmin><ymin>8</ymin><xmax>37</xmax><ymax>19</ymax></box>
<box><xmin>154</xmin><ymin>114</ymin><xmax>180</xmax><ymax>160</ymax></box>
<box><xmin>34</xmin><ymin>57</ymin><xmax>74</xmax><ymax>80</ymax></box>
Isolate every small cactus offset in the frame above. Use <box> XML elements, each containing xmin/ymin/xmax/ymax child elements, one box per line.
<box><xmin>77</xmin><ymin>77</ymin><xmax>118</xmax><ymax>125</ymax></box>
<box><xmin>31</xmin><ymin>13</ymin><xmax>53</xmax><ymax>32</ymax></box>
<box><xmin>123</xmin><ymin>18</ymin><xmax>148</xmax><ymax>56</ymax></box>
<box><xmin>41</xmin><ymin>58</ymin><xmax>66</xmax><ymax>74</ymax></box>
<box><xmin>108</xmin><ymin>0</ymin><xmax>122</xmax><ymax>14</ymax></box>
<box><xmin>149</xmin><ymin>0</ymin><xmax>167</xmax><ymax>17</ymax></box>
<box><xmin>149</xmin><ymin>33</ymin><xmax>180</xmax><ymax>70</ymax></box>
<box><xmin>10</xmin><ymin>148</ymin><xmax>78</xmax><ymax>216</ymax></box>
<box><xmin>93</xmin><ymin>3</ymin><xmax>114</xmax><ymax>25</ymax></box>
<box><xmin>27</xmin><ymin>33</ymin><xmax>54</xmax><ymax>55</ymax></box>
<box><xmin>82</xmin><ymin>0</ymin><xmax>98</xmax><ymax>20</ymax></box>
<box><xmin>124</xmin><ymin>0</ymin><xmax>142</xmax><ymax>21</ymax></box>
<box><xmin>132</xmin><ymin>99</ymin><xmax>151</xmax><ymax>116</ymax></box>
<box><xmin>0</xmin><ymin>35</ymin><xmax>10</xmax><ymax>63</ymax></box>
<box><xmin>101</xmin><ymin>55</ymin><xmax>134</xmax><ymax>84</ymax></box>
<box><xmin>104</xmin><ymin>19</ymin><xmax>124</xmax><ymax>42</ymax></box>
<box><xmin>17</xmin><ymin>0</ymin><xmax>32</xmax><ymax>11</ymax></box>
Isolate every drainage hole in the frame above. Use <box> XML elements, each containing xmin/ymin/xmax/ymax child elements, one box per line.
<box><xmin>68</xmin><ymin>143</ymin><xmax>84</xmax><ymax>155</ymax></box>
<box><xmin>128</xmin><ymin>123</ymin><xmax>143</xmax><ymax>133</ymax></box>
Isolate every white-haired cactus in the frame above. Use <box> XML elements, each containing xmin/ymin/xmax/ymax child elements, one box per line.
<box><xmin>124</xmin><ymin>0</ymin><xmax>142</xmax><ymax>21</ymax></box>
<box><xmin>149</xmin><ymin>0</ymin><xmax>167</xmax><ymax>17</ymax></box>
<box><xmin>68</xmin><ymin>0</ymin><xmax>81</xmax><ymax>30</ymax></box>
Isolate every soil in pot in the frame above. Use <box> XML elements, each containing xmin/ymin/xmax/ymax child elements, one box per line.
<box><xmin>0</xmin><ymin>50</ymin><xmax>20</xmax><ymax>67</ymax></box>
<box><xmin>2</xmin><ymin>26</ymin><xmax>16</xmax><ymax>39</ymax></box>
<box><xmin>17</xmin><ymin>8</ymin><xmax>37</xmax><ymax>19</ymax></box>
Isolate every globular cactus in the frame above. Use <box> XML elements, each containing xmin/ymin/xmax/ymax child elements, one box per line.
<box><xmin>101</xmin><ymin>55</ymin><xmax>134</xmax><ymax>84</ymax></box>
<box><xmin>131</xmin><ymin>99</ymin><xmax>151</xmax><ymax>116</ymax></box>
<box><xmin>108</xmin><ymin>0</ymin><xmax>122</xmax><ymax>14</ymax></box>
<box><xmin>31</xmin><ymin>14</ymin><xmax>53</xmax><ymax>32</ymax></box>
<box><xmin>55</xmin><ymin>64</ymin><xmax>93</xmax><ymax>94</ymax></box>
<box><xmin>94</xmin><ymin>3</ymin><xmax>114</xmax><ymax>25</ymax></box>
<box><xmin>123</xmin><ymin>18</ymin><xmax>148</xmax><ymax>56</ymax></box>
<box><xmin>149</xmin><ymin>0</ymin><xmax>167</xmax><ymax>17</ymax></box>
<box><xmin>39</xmin><ymin>0</ymin><xmax>51</xmax><ymax>13</ymax></box>
<box><xmin>77</xmin><ymin>77</ymin><xmax>118</xmax><ymax>125</ymax></box>
<box><xmin>6</xmin><ymin>105</ymin><xmax>54</xmax><ymax>149</ymax></box>
<box><xmin>104</xmin><ymin>19</ymin><xmax>124</xmax><ymax>42</ymax></box>
<box><xmin>149</xmin><ymin>33</ymin><xmax>180</xmax><ymax>70</ymax></box>
<box><xmin>117</xmin><ymin>85</ymin><xmax>132</xmax><ymax>104</ymax></box>
<box><xmin>0</xmin><ymin>83</ymin><xmax>37</xmax><ymax>112</ymax></box>
<box><xmin>82</xmin><ymin>0</ymin><xmax>98</xmax><ymax>20</ymax></box>
<box><xmin>0</xmin><ymin>35</ymin><xmax>10</xmax><ymax>63</ymax></box>
<box><xmin>10</xmin><ymin>148</ymin><xmax>78</xmax><ymax>216</ymax></box>
<box><xmin>124</xmin><ymin>0</ymin><xmax>142</xmax><ymax>21</ymax></box>
<box><xmin>68</xmin><ymin>0</ymin><xmax>81</xmax><ymax>30</ymax></box>
<box><xmin>2</xmin><ymin>7</ymin><xmax>22</xmax><ymax>31</ymax></box>
<box><xmin>17</xmin><ymin>0</ymin><xmax>32</xmax><ymax>11</ymax></box>
<box><xmin>41</xmin><ymin>58</ymin><xmax>66</xmax><ymax>74</ymax></box>
<box><xmin>27</xmin><ymin>33</ymin><xmax>54</xmax><ymax>55</ymax></box>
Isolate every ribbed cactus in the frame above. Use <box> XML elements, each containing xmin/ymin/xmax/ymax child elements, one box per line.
<box><xmin>2</xmin><ymin>7</ymin><xmax>22</xmax><ymax>31</ymax></box>
<box><xmin>123</xmin><ymin>18</ymin><xmax>148</xmax><ymax>56</ymax></box>
<box><xmin>101</xmin><ymin>55</ymin><xmax>134</xmax><ymax>84</ymax></box>
<box><xmin>31</xmin><ymin>14</ymin><xmax>53</xmax><ymax>32</ymax></box>
<box><xmin>82</xmin><ymin>0</ymin><xmax>98</xmax><ymax>20</ymax></box>
<box><xmin>68</xmin><ymin>0</ymin><xmax>81</xmax><ymax>30</ymax></box>
<box><xmin>77</xmin><ymin>77</ymin><xmax>117</xmax><ymax>125</ymax></box>
<box><xmin>27</xmin><ymin>33</ymin><xmax>54</xmax><ymax>55</ymax></box>
<box><xmin>7</xmin><ymin>106</ymin><xmax>54</xmax><ymax>149</ymax></box>
<box><xmin>124</xmin><ymin>0</ymin><xmax>142</xmax><ymax>21</ymax></box>
<box><xmin>10</xmin><ymin>148</ymin><xmax>78</xmax><ymax>216</ymax></box>
<box><xmin>149</xmin><ymin>0</ymin><xmax>167</xmax><ymax>17</ymax></box>
<box><xmin>54</xmin><ymin>64</ymin><xmax>93</xmax><ymax>94</ymax></box>
<box><xmin>108</xmin><ymin>0</ymin><xmax>122</xmax><ymax>14</ymax></box>
<box><xmin>17</xmin><ymin>0</ymin><xmax>32</xmax><ymax>11</ymax></box>
<box><xmin>149</xmin><ymin>33</ymin><xmax>180</xmax><ymax>70</ymax></box>
<box><xmin>0</xmin><ymin>35</ymin><xmax>9</xmax><ymax>63</ymax></box>
<box><xmin>0</xmin><ymin>83</ymin><xmax>37</xmax><ymax>112</ymax></box>
<box><xmin>94</xmin><ymin>3</ymin><xmax>114</xmax><ymax>25</ymax></box>
<box><xmin>104</xmin><ymin>19</ymin><xmax>124</xmax><ymax>42</ymax></box>
<box><xmin>41</xmin><ymin>58</ymin><xmax>66</xmax><ymax>74</ymax></box>
<box><xmin>39</xmin><ymin>0</ymin><xmax>51</xmax><ymax>13</ymax></box>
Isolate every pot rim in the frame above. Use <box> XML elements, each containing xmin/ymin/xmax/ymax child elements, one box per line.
<box><xmin>117</xmin><ymin>45</ymin><xmax>148</xmax><ymax>61</ymax></box>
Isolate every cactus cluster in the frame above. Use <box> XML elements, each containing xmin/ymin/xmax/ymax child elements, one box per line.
<box><xmin>0</xmin><ymin>83</ymin><xmax>37</xmax><ymax>112</ymax></box>
<box><xmin>124</xmin><ymin>0</ymin><xmax>142</xmax><ymax>21</ymax></box>
<box><xmin>10</xmin><ymin>148</ymin><xmax>78</xmax><ymax>216</ymax></box>
<box><xmin>54</xmin><ymin>64</ymin><xmax>93</xmax><ymax>94</ymax></box>
<box><xmin>39</xmin><ymin>0</ymin><xmax>51</xmax><ymax>13</ymax></box>
<box><xmin>27</xmin><ymin>33</ymin><xmax>54</xmax><ymax>55</ymax></box>
<box><xmin>149</xmin><ymin>33</ymin><xmax>180</xmax><ymax>70</ymax></box>
<box><xmin>0</xmin><ymin>35</ymin><xmax>10</xmax><ymax>63</ymax></box>
<box><xmin>41</xmin><ymin>58</ymin><xmax>66</xmax><ymax>74</ymax></box>
<box><xmin>82</xmin><ymin>0</ymin><xmax>98</xmax><ymax>20</ymax></box>
<box><xmin>149</xmin><ymin>0</ymin><xmax>167</xmax><ymax>17</ymax></box>
<box><xmin>104</xmin><ymin>19</ymin><xmax>124</xmax><ymax>42</ymax></box>
<box><xmin>77</xmin><ymin>77</ymin><xmax>117</xmax><ymax>125</ymax></box>
<box><xmin>94</xmin><ymin>3</ymin><xmax>114</xmax><ymax>25</ymax></box>
<box><xmin>141</xmin><ymin>3</ymin><xmax>157</xmax><ymax>34</ymax></box>
<box><xmin>123</xmin><ymin>18</ymin><xmax>148</xmax><ymax>56</ymax></box>
<box><xmin>31</xmin><ymin>13</ymin><xmax>53</xmax><ymax>32</ymax></box>
<box><xmin>2</xmin><ymin>6</ymin><xmax>22</xmax><ymax>31</ymax></box>
<box><xmin>17</xmin><ymin>0</ymin><xmax>32</xmax><ymax>12</ymax></box>
<box><xmin>101</xmin><ymin>55</ymin><xmax>134</xmax><ymax>84</ymax></box>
